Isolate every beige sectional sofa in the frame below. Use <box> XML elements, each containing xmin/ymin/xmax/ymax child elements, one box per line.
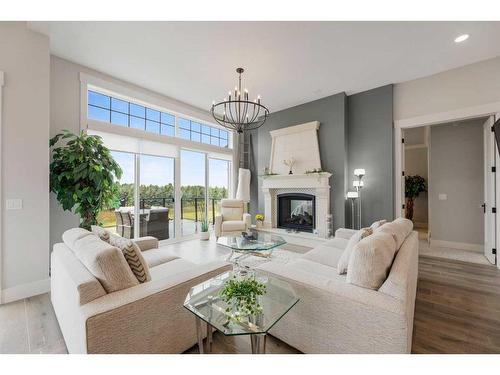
<box><xmin>257</xmin><ymin>218</ymin><xmax>419</xmax><ymax>354</ymax></box>
<box><xmin>51</xmin><ymin>228</ymin><xmax>230</xmax><ymax>354</ymax></box>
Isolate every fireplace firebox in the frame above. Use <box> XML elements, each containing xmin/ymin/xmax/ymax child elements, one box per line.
<box><xmin>277</xmin><ymin>193</ymin><xmax>315</xmax><ymax>233</ymax></box>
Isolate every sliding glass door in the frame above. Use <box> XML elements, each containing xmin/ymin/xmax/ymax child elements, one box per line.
<box><xmin>208</xmin><ymin>158</ymin><xmax>230</xmax><ymax>225</ymax></box>
<box><xmin>97</xmin><ymin>151</ymin><xmax>135</xmax><ymax>235</ymax></box>
<box><xmin>139</xmin><ymin>154</ymin><xmax>175</xmax><ymax>240</ymax></box>
<box><xmin>180</xmin><ymin>150</ymin><xmax>206</xmax><ymax>236</ymax></box>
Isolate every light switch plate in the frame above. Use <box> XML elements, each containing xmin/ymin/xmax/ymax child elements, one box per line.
<box><xmin>438</xmin><ymin>194</ymin><xmax>447</xmax><ymax>201</ymax></box>
<box><xmin>6</xmin><ymin>199</ymin><xmax>23</xmax><ymax>210</ymax></box>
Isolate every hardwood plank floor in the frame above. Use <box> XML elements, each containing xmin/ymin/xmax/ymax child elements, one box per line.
<box><xmin>412</xmin><ymin>255</ymin><xmax>500</xmax><ymax>354</ymax></box>
<box><xmin>1</xmin><ymin>250</ymin><xmax>499</xmax><ymax>354</ymax></box>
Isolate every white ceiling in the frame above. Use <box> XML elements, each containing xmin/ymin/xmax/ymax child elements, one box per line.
<box><xmin>30</xmin><ymin>21</ymin><xmax>500</xmax><ymax>113</ymax></box>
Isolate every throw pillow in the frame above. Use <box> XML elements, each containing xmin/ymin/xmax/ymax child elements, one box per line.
<box><xmin>337</xmin><ymin>227</ymin><xmax>373</xmax><ymax>274</ymax></box>
<box><xmin>375</xmin><ymin>217</ymin><xmax>413</xmax><ymax>250</ymax></box>
<box><xmin>108</xmin><ymin>233</ymin><xmax>152</xmax><ymax>283</ymax></box>
<box><xmin>346</xmin><ymin>232</ymin><xmax>397</xmax><ymax>290</ymax></box>
<box><xmin>370</xmin><ymin>219</ymin><xmax>387</xmax><ymax>231</ymax></box>
<box><xmin>91</xmin><ymin>225</ymin><xmax>111</xmax><ymax>242</ymax></box>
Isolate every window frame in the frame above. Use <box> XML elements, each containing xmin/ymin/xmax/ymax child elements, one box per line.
<box><xmin>80</xmin><ymin>72</ymin><xmax>237</xmax><ymax>243</ymax></box>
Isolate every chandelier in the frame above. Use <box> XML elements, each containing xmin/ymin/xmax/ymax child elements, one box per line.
<box><xmin>211</xmin><ymin>68</ymin><xmax>269</xmax><ymax>133</ymax></box>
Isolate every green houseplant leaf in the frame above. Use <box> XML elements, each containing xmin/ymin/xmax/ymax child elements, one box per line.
<box><xmin>49</xmin><ymin>130</ymin><xmax>122</xmax><ymax>230</ymax></box>
<box><xmin>404</xmin><ymin>175</ymin><xmax>427</xmax><ymax>220</ymax></box>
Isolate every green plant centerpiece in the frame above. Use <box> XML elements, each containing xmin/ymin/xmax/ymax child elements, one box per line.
<box><xmin>219</xmin><ymin>274</ymin><xmax>267</xmax><ymax>323</ymax></box>
<box><xmin>50</xmin><ymin>130</ymin><xmax>122</xmax><ymax>230</ymax></box>
<box><xmin>405</xmin><ymin>175</ymin><xmax>427</xmax><ymax>221</ymax></box>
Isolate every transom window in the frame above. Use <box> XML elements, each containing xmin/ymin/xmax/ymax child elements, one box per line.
<box><xmin>87</xmin><ymin>90</ymin><xmax>229</xmax><ymax>148</ymax></box>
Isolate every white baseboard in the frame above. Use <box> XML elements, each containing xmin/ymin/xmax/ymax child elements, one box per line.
<box><xmin>430</xmin><ymin>240</ymin><xmax>483</xmax><ymax>253</ymax></box>
<box><xmin>1</xmin><ymin>278</ymin><xmax>50</xmax><ymax>304</ymax></box>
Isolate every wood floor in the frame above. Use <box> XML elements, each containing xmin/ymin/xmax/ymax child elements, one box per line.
<box><xmin>1</xmin><ymin>251</ymin><xmax>499</xmax><ymax>354</ymax></box>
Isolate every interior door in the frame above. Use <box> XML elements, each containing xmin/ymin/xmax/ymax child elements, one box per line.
<box><xmin>401</xmin><ymin>129</ymin><xmax>406</xmax><ymax>218</ymax></box>
<box><xmin>483</xmin><ymin>116</ymin><xmax>496</xmax><ymax>265</ymax></box>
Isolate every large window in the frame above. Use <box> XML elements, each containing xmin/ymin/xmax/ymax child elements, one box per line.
<box><xmin>87</xmin><ymin>89</ymin><xmax>229</xmax><ymax>148</ymax></box>
<box><xmin>84</xmin><ymin>78</ymin><xmax>235</xmax><ymax>242</ymax></box>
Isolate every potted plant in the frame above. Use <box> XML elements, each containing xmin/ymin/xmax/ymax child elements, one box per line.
<box><xmin>255</xmin><ymin>213</ymin><xmax>264</xmax><ymax>228</ymax></box>
<box><xmin>50</xmin><ymin>130</ymin><xmax>122</xmax><ymax>230</ymax></box>
<box><xmin>405</xmin><ymin>175</ymin><xmax>427</xmax><ymax>221</ymax></box>
<box><xmin>219</xmin><ymin>274</ymin><xmax>267</xmax><ymax>323</ymax></box>
<box><xmin>200</xmin><ymin>217</ymin><xmax>210</xmax><ymax>240</ymax></box>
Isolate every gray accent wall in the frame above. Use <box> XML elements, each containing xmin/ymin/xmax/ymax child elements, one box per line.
<box><xmin>346</xmin><ymin>85</ymin><xmax>394</xmax><ymax>227</ymax></box>
<box><xmin>255</xmin><ymin>93</ymin><xmax>348</xmax><ymax>230</ymax></box>
<box><xmin>429</xmin><ymin>119</ymin><xmax>484</xmax><ymax>245</ymax></box>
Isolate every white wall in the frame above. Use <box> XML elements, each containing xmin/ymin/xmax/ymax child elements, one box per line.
<box><xmin>394</xmin><ymin>56</ymin><xmax>500</xmax><ymax>121</ymax></box>
<box><xmin>429</xmin><ymin>119</ymin><xmax>484</xmax><ymax>246</ymax></box>
<box><xmin>0</xmin><ymin>22</ymin><xmax>50</xmax><ymax>303</ymax></box>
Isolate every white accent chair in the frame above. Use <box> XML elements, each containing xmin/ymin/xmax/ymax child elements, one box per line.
<box><xmin>214</xmin><ymin>199</ymin><xmax>252</xmax><ymax>238</ymax></box>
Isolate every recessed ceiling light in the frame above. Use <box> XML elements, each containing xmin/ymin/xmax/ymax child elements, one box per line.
<box><xmin>454</xmin><ymin>34</ymin><xmax>469</xmax><ymax>43</ymax></box>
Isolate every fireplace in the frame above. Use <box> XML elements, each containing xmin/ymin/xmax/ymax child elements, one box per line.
<box><xmin>277</xmin><ymin>193</ymin><xmax>316</xmax><ymax>233</ymax></box>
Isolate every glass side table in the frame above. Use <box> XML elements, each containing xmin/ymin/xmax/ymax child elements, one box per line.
<box><xmin>183</xmin><ymin>270</ymin><xmax>299</xmax><ymax>354</ymax></box>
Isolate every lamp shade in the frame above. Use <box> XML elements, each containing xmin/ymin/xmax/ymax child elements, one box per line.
<box><xmin>347</xmin><ymin>191</ymin><xmax>359</xmax><ymax>199</ymax></box>
<box><xmin>235</xmin><ymin>168</ymin><xmax>251</xmax><ymax>203</ymax></box>
<box><xmin>353</xmin><ymin>180</ymin><xmax>364</xmax><ymax>188</ymax></box>
<box><xmin>354</xmin><ymin>168</ymin><xmax>365</xmax><ymax>177</ymax></box>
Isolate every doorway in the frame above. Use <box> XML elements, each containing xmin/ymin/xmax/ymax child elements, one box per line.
<box><xmin>401</xmin><ymin>117</ymin><xmax>496</xmax><ymax>265</ymax></box>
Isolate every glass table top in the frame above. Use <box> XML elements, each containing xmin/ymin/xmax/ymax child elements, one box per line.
<box><xmin>216</xmin><ymin>230</ymin><xmax>286</xmax><ymax>252</ymax></box>
<box><xmin>183</xmin><ymin>271</ymin><xmax>299</xmax><ymax>336</ymax></box>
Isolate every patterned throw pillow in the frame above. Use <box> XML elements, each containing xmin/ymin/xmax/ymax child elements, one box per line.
<box><xmin>91</xmin><ymin>225</ymin><xmax>111</xmax><ymax>243</ymax></box>
<box><xmin>337</xmin><ymin>227</ymin><xmax>373</xmax><ymax>275</ymax></box>
<box><xmin>108</xmin><ymin>233</ymin><xmax>152</xmax><ymax>283</ymax></box>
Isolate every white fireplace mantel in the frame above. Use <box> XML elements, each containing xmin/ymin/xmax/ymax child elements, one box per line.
<box><xmin>261</xmin><ymin>173</ymin><xmax>332</xmax><ymax>238</ymax></box>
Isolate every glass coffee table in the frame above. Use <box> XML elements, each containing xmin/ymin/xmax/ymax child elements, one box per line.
<box><xmin>183</xmin><ymin>270</ymin><xmax>299</xmax><ymax>354</ymax></box>
<box><xmin>217</xmin><ymin>230</ymin><xmax>286</xmax><ymax>268</ymax></box>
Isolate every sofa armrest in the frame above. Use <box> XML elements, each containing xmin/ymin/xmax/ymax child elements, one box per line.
<box><xmin>214</xmin><ymin>215</ymin><xmax>222</xmax><ymax>238</ymax></box>
<box><xmin>243</xmin><ymin>213</ymin><xmax>251</xmax><ymax>229</ymax></box>
<box><xmin>133</xmin><ymin>236</ymin><xmax>159</xmax><ymax>251</ymax></box>
<box><xmin>80</xmin><ymin>260</ymin><xmax>231</xmax><ymax>353</ymax></box>
<box><xmin>335</xmin><ymin>228</ymin><xmax>357</xmax><ymax>240</ymax></box>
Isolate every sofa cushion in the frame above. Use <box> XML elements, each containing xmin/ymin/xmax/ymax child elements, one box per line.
<box><xmin>91</xmin><ymin>225</ymin><xmax>111</xmax><ymax>242</ymax></box>
<box><xmin>323</xmin><ymin>237</ymin><xmax>349</xmax><ymax>250</ymax></box>
<box><xmin>72</xmin><ymin>234</ymin><xmax>139</xmax><ymax>293</ymax></box>
<box><xmin>346</xmin><ymin>231</ymin><xmax>397</xmax><ymax>290</ymax></box>
<box><xmin>141</xmin><ymin>248</ymin><xmax>179</xmax><ymax>268</ymax></box>
<box><xmin>376</xmin><ymin>218</ymin><xmax>413</xmax><ymax>250</ymax></box>
<box><xmin>285</xmin><ymin>258</ymin><xmax>347</xmax><ymax>281</ymax></box>
<box><xmin>62</xmin><ymin>228</ymin><xmax>93</xmax><ymax>250</ymax></box>
<box><xmin>337</xmin><ymin>227</ymin><xmax>373</xmax><ymax>275</ymax></box>
<box><xmin>149</xmin><ymin>258</ymin><xmax>197</xmax><ymax>280</ymax></box>
<box><xmin>108</xmin><ymin>233</ymin><xmax>152</xmax><ymax>283</ymax></box>
<box><xmin>222</xmin><ymin>220</ymin><xmax>246</xmax><ymax>232</ymax></box>
<box><xmin>370</xmin><ymin>219</ymin><xmax>387</xmax><ymax>231</ymax></box>
<box><xmin>301</xmin><ymin>244</ymin><xmax>345</xmax><ymax>268</ymax></box>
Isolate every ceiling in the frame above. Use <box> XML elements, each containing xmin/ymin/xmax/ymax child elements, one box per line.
<box><xmin>30</xmin><ymin>21</ymin><xmax>500</xmax><ymax>113</ymax></box>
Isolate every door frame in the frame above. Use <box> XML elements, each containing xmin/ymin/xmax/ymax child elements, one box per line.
<box><xmin>0</xmin><ymin>71</ymin><xmax>4</xmax><ymax>303</ymax></box>
<box><xmin>394</xmin><ymin>101</ymin><xmax>500</xmax><ymax>268</ymax></box>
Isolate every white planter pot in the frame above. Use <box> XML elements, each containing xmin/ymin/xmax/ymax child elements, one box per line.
<box><xmin>256</xmin><ymin>221</ymin><xmax>263</xmax><ymax>229</ymax></box>
<box><xmin>200</xmin><ymin>231</ymin><xmax>210</xmax><ymax>241</ymax></box>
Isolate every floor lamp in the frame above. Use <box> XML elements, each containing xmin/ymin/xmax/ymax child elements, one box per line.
<box><xmin>353</xmin><ymin>169</ymin><xmax>365</xmax><ymax>229</ymax></box>
<box><xmin>347</xmin><ymin>191</ymin><xmax>359</xmax><ymax>229</ymax></box>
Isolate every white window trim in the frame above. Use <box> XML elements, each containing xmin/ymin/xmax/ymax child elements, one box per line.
<box><xmin>0</xmin><ymin>71</ymin><xmax>4</xmax><ymax>303</ymax></box>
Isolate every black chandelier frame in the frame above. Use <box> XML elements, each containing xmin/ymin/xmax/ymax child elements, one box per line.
<box><xmin>210</xmin><ymin>68</ymin><xmax>269</xmax><ymax>134</ymax></box>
